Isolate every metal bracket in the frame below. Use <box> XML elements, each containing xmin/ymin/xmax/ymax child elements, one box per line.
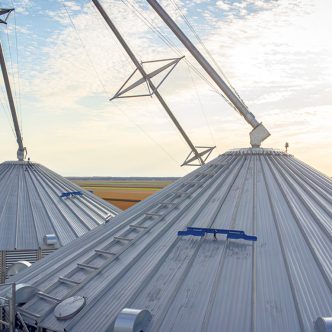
<box><xmin>182</xmin><ymin>146</ymin><xmax>215</xmax><ymax>166</ymax></box>
<box><xmin>92</xmin><ymin>1</ymin><xmax>214</xmax><ymax>167</ymax></box>
<box><xmin>110</xmin><ymin>56</ymin><xmax>184</xmax><ymax>100</ymax></box>
<box><xmin>178</xmin><ymin>227</ymin><xmax>257</xmax><ymax>242</ymax></box>
<box><xmin>0</xmin><ymin>8</ymin><xmax>14</xmax><ymax>25</ymax></box>
<box><xmin>59</xmin><ymin>191</ymin><xmax>83</xmax><ymax>198</ymax></box>
<box><xmin>249</xmin><ymin>123</ymin><xmax>270</xmax><ymax>148</ymax></box>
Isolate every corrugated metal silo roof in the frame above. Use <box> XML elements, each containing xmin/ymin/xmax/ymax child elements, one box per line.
<box><xmin>0</xmin><ymin>160</ymin><xmax>121</xmax><ymax>250</ymax></box>
<box><xmin>3</xmin><ymin>148</ymin><xmax>331</xmax><ymax>332</ymax></box>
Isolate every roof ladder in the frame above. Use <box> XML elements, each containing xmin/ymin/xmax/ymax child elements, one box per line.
<box><xmin>94</xmin><ymin>249</ymin><xmax>117</xmax><ymax>256</ymax></box>
<box><xmin>58</xmin><ymin>277</ymin><xmax>81</xmax><ymax>285</ymax></box>
<box><xmin>17</xmin><ymin>221</ymin><xmax>154</xmax><ymax>324</ymax></box>
<box><xmin>129</xmin><ymin>224</ymin><xmax>148</xmax><ymax>230</ymax></box>
<box><xmin>114</xmin><ymin>236</ymin><xmax>133</xmax><ymax>242</ymax></box>
<box><xmin>36</xmin><ymin>292</ymin><xmax>61</xmax><ymax>303</ymax></box>
<box><xmin>77</xmin><ymin>263</ymin><xmax>99</xmax><ymax>271</ymax></box>
<box><xmin>16</xmin><ymin>163</ymin><xmax>226</xmax><ymax>325</ymax></box>
<box><xmin>18</xmin><ymin>308</ymin><xmax>41</xmax><ymax>319</ymax></box>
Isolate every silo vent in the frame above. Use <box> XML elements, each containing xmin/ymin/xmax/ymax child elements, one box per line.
<box><xmin>54</xmin><ymin>296</ymin><xmax>86</xmax><ymax>320</ymax></box>
<box><xmin>6</xmin><ymin>283</ymin><xmax>39</xmax><ymax>305</ymax></box>
<box><xmin>7</xmin><ymin>260</ymin><xmax>31</xmax><ymax>277</ymax></box>
<box><xmin>114</xmin><ymin>308</ymin><xmax>152</xmax><ymax>332</ymax></box>
<box><xmin>315</xmin><ymin>317</ymin><xmax>332</xmax><ymax>332</ymax></box>
<box><xmin>44</xmin><ymin>234</ymin><xmax>58</xmax><ymax>245</ymax></box>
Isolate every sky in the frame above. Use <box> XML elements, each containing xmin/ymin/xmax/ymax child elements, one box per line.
<box><xmin>0</xmin><ymin>0</ymin><xmax>331</xmax><ymax>177</ymax></box>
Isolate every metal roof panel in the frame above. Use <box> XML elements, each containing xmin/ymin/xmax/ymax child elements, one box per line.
<box><xmin>2</xmin><ymin>148</ymin><xmax>331</xmax><ymax>332</ymax></box>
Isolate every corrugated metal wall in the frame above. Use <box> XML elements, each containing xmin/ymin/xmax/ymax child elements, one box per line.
<box><xmin>0</xmin><ymin>304</ymin><xmax>9</xmax><ymax>330</ymax></box>
<box><xmin>0</xmin><ymin>249</ymin><xmax>57</xmax><ymax>283</ymax></box>
<box><xmin>0</xmin><ymin>252</ymin><xmax>5</xmax><ymax>284</ymax></box>
<box><xmin>5</xmin><ymin>250</ymin><xmax>39</xmax><ymax>269</ymax></box>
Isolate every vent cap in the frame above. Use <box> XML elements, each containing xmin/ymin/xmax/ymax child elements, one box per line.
<box><xmin>114</xmin><ymin>308</ymin><xmax>152</xmax><ymax>332</ymax></box>
<box><xmin>44</xmin><ymin>234</ymin><xmax>58</xmax><ymax>245</ymax></box>
<box><xmin>315</xmin><ymin>317</ymin><xmax>332</xmax><ymax>332</ymax></box>
<box><xmin>7</xmin><ymin>260</ymin><xmax>31</xmax><ymax>277</ymax></box>
<box><xmin>6</xmin><ymin>283</ymin><xmax>39</xmax><ymax>305</ymax></box>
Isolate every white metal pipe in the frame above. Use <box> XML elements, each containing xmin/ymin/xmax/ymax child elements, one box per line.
<box><xmin>146</xmin><ymin>0</ymin><xmax>259</xmax><ymax>127</ymax></box>
<box><xmin>9</xmin><ymin>283</ymin><xmax>15</xmax><ymax>332</ymax></box>
<box><xmin>146</xmin><ymin>0</ymin><xmax>271</xmax><ymax>147</ymax></box>
<box><xmin>0</xmin><ymin>42</ymin><xmax>25</xmax><ymax>160</ymax></box>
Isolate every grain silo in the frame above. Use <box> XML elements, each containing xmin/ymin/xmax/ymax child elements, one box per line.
<box><xmin>0</xmin><ymin>8</ymin><xmax>121</xmax><ymax>283</ymax></box>
<box><xmin>1</xmin><ymin>147</ymin><xmax>331</xmax><ymax>332</ymax></box>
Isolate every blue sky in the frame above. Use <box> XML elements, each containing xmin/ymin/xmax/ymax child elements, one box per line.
<box><xmin>0</xmin><ymin>0</ymin><xmax>331</xmax><ymax>177</ymax></box>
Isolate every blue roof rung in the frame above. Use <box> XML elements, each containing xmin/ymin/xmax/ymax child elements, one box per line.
<box><xmin>178</xmin><ymin>230</ymin><xmax>205</xmax><ymax>237</ymax></box>
<box><xmin>60</xmin><ymin>191</ymin><xmax>83</xmax><ymax>198</ymax></box>
<box><xmin>178</xmin><ymin>227</ymin><xmax>257</xmax><ymax>242</ymax></box>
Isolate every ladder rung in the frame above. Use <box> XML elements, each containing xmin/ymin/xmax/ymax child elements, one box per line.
<box><xmin>129</xmin><ymin>224</ymin><xmax>148</xmax><ymax>229</ymax></box>
<box><xmin>145</xmin><ymin>213</ymin><xmax>162</xmax><ymax>217</ymax></box>
<box><xmin>95</xmin><ymin>249</ymin><xmax>117</xmax><ymax>256</ymax></box>
<box><xmin>114</xmin><ymin>236</ymin><xmax>132</xmax><ymax>242</ymax></box>
<box><xmin>18</xmin><ymin>308</ymin><xmax>41</xmax><ymax>318</ymax></box>
<box><xmin>77</xmin><ymin>263</ymin><xmax>99</xmax><ymax>270</ymax></box>
<box><xmin>58</xmin><ymin>277</ymin><xmax>81</xmax><ymax>285</ymax></box>
<box><xmin>36</xmin><ymin>292</ymin><xmax>61</xmax><ymax>302</ymax></box>
<box><xmin>173</xmin><ymin>191</ymin><xmax>191</xmax><ymax>196</ymax></box>
<box><xmin>160</xmin><ymin>202</ymin><xmax>177</xmax><ymax>206</ymax></box>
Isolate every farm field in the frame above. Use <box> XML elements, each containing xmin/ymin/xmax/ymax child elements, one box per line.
<box><xmin>71</xmin><ymin>178</ymin><xmax>177</xmax><ymax>210</ymax></box>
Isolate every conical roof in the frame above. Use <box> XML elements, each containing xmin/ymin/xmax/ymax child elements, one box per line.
<box><xmin>3</xmin><ymin>148</ymin><xmax>332</xmax><ymax>332</ymax></box>
<box><xmin>0</xmin><ymin>160</ymin><xmax>121</xmax><ymax>251</ymax></box>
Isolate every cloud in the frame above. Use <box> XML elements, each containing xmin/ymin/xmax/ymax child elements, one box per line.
<box><xmin>216</xmin><ymin>1</ymin><xmax>231</xmax><ymax>11</ymax></box>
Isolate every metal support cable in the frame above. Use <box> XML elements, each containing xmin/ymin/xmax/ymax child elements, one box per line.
<box><xmin>10</xmin><ymin>1</ymin><xmax>23</xmax><ymax>133</ymax></box>
<box><xmin>146</xmin><ymin>0</ymin><xmax>264</xmax><ymax>130</ymax></box>
<box><xmin>92</xmin><ymin>0</ymin><xmax>205</xmax><ymax>165</ymax></box>
<box><xmin>0</xmin><ymin>41</ymin><xmax>25</xmax><ymax>160</ymax></box>
<box><xmin>169</xmin><ymin>0</ymin><xmax>245</xmax><ymax>104</ymax></box>
<box><xmin>117</xmin><ymin>0</ymin><xmax>237</xmax><ymax>151</ymax></box>
<box><xmin>61</xmin><ymin>0</ymin><xmax>179</xmax><ymax>166</ymax></box>
<box><xmin>0</xmin><ymin>91</ymin><xmax>16</xmax><ymax>138</ymax></box>
<box><xmin>115</xmin><ymin>103</ymin><xmax>180</xmax><ymax>165</ymax></box>
<box><xmin>1</xmin><ymin>24</ymin><xmax>24</xmax><ymax>138</ymax></box>
<box><xmin>121</xmin><ymin>0</ymin><xmax>236</xmax><ymax>111</ymax></box>
<box><xmin>88</xmin><ymin>1</ymin><xmax>136</xmax><ymax>72</ymax></box>
<box><xmin>122</xmin><ymin>0</ymin><xmax>184</xmax><ymax>56</ymax></box>
<box><xmin>61</xmin><ymin>2</ymin><xmax>108</xmax><ymax>86</ymax></box>
<box><xmin>184</xmin><ymin>60</ymin><xmax>219</xmax><ymax>152</ymax></box>
<box><xmin>4</xmin><ymin>26</ymin><xmax>20</xmax><ymax>122</ymax></box>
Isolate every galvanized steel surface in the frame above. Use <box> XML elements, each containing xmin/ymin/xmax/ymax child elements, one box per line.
<box><xmin>3</xmin><ymin>148</ymin><xmax>332</xmax><ymax>332</ymax></box>
<box><xmin>0</xmin><ymin>161</ymin><xmax>121</xmax><ymax>251</ymax></box>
